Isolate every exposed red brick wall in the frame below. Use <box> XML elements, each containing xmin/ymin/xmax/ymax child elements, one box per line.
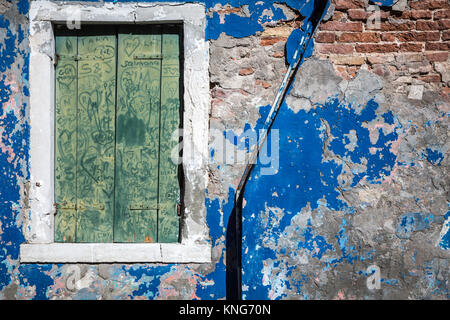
<box><xmin>315</xmin><ymin>0</ymin><xmax>450</xmax><ymax>96</ymax></box>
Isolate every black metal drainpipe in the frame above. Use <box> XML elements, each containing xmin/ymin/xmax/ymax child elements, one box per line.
<box><xmin>226</xmin><ymin>0</ymin><xmax>331</xmax><ymax>300</ymax></box>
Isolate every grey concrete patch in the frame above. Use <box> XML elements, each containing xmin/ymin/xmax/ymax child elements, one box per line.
<box><xmin>286</xmin><ymin>57</ymin><xmax>343</xmax><ymax>109</ymax></box>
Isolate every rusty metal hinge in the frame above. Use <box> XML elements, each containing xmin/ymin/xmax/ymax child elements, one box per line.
<box><xmin>177</xmin><ymin>202</ymin><xmax>182</xmax><ymax>217</ymax></box>
<box><xmin>129</xmin><ymin>205</ymin><xmax>158</xmax><ymax>211</ymax></box>
<box><xmin>54</xmin><ymin>203</ymin><xmax>106</xmax><ymax>212</ymax></box>
<box><xmin>54</xmin><ymin>203</ymin><xmax>77</xmax><ymax>210</ymax></box>
<box><xmin>134</xmin><ymin>54</ymin><xmax>163</xmax><ymax>61</ymax></box>
<box><xmin>54</xmin><ymin>54</ymin><xmax>82</xmax><ymax>64</ymax></box>
<box><xmin>78</xmin><ymin>204</ymin><xmax>105</xmax><ymax>211</ymax></box>
<box><xmin>54</xmin><ymin>202</ymin><xmax>76</xmax><ymax>216</ymax></box>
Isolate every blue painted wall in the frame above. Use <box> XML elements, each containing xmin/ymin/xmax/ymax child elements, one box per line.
<box><xmin>0</xmin><ymin>0</ymin><xmax>448</xmax><ymax>300</ymax></box>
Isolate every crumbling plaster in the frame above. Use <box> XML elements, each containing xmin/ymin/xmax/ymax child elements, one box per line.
<box><xmin>0</xmin><ymin>0</ymin><xmax>448</xmax><ymax>300</ymax></box>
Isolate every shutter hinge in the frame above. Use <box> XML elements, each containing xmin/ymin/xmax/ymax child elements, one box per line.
<box><xmin>54</xmin><ymin>202</ymin><xmax>77</xmax><ymax>215</ymax></box>
<box><xmin>134</xmin><ymin>54</ymin><xmax>163</xmax><ymax>60</ymax></box>
<box><xmin>54</xmin><ymin>54</ymin><xmax>82</xmax><ymax>64</ymax></box>
<box><xmin>177</xmin><ymin>202</ymin><xmax>182</xmax><ymax>217</ymax></box>
<box><xmin>129</xmin><ymin>205</ymin><xmax>158</xmax><ymax>211</ymax></box>
<box><xmin>78</xmin><ymin>204</ymin><xmax>105</xmax><ymax>211</ymax></box>
<box><xmin>54</xmin><ymin>203</ymin><xmax>106</xmax><ymax>211</ymax></box>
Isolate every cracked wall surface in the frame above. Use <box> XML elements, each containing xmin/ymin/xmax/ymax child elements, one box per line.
<box><xmin>0</xmin><ymin>0</ymin><xmax>449</xmax><ymax>300</ymax></box>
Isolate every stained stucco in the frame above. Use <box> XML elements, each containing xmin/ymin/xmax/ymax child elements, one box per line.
<box><xmin>0</xmin><ymin>0</ymin><xmax>449</xmax><ymax>300</ymax></box>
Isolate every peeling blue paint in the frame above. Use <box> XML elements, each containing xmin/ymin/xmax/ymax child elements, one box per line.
<box><xmin>207</xmin><ymin>12</ymin><xmax>264</xmax><ymax>40</ymax></box>
<box><xmin>439</xmin><ymin>211</ymin><xmax>450</xmax><ymax>250</ymax></box>
<box><xmin>0</xmin><ymin>0</ymin><xmax>448</xmax><ymax>301</ymax></box>
<box><xmin>425</xmin><ymin>148</ymin><xmax>444</xmax><ymax>165</ymax></box>
<box><xmin>0</xmin><ymin>0</ymin><xmax>30</xmax><ymax>295</ymax></box>
<box><xmin>241</xmin><ymin>95</ymin><xmax>401</xmax><ymax>297</ymax></box>
<box><xmin>126</xmin><ymin>265</ymin><xmax>171</xmax><ymax>298</ymax></box>
<box><xmin>17</xmin><ymin>265</ymin><xmax>53</xmax><ymax>300</ymax></box>
<box><xmin>3</xmin><ymin>0</ymin><xmax>316</xmax><ymax>301</ymax></box>
<box><xmin>396</xmin><ymin>212</ymin><xmax>434</xmax><ymax>240</ymax></box>
<box><xmin>286</xmin><ymin>28</ymin><xmax>315</xmax><ymax>65</ymax></box>
<box><xmin>17</xmin><ymin>0</ymin><xmax>29</xmax><ymax>15</ymax></box>
<box><xmin>62</xmin><ymin>0</ymin><xmax>315</xmax><ymax>40</ymax></box>
<box><xmin>320</xmin><ymin>99</ymin><xmax>399</xmax><ymax>186</ymax></box>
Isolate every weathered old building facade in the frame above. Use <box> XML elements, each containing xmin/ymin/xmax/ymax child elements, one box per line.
<box><xmin>0</xmin><ymin>0</ymin><xmax>449</xmax><ymax>299</ymax></box>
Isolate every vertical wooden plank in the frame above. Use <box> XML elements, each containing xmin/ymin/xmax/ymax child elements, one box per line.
<box><xmin>54</xmin><ymin>36</ymin><xmax>78</xmax><ymax>243</ymax></box>
<box><xmin>158</xmin><ymin>31</ymin><xmax>181</xmax><ymax>243</ymax></box>
<box><xmin>76</xmin><ymin>35</ymin><xmax>116</xmax><ymax>243</ymax></box>
<box><xmin>113</xmin><ymin>31</ymin><xmax>160</xmax><ymax>243</ymax></box>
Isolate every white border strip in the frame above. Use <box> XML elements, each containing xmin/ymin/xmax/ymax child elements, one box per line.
<box><xmin>20</xmin><ymin>243</ymin><xmax>211</xmax><ymax>263</ymax></box>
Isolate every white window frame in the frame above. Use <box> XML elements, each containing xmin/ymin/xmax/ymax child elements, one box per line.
<box><xmin>20</xmin><ymin>1</ymin><xmax>211</xmax><ymax>263</ymax></box>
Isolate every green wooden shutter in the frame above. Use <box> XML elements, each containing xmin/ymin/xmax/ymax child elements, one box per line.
<box><xmin>55</xmin><ymin>34</ymin><xmax>117</xmax><ymax>243</ymax></box>
<box><xmin>158</xmin><ymin>31</ymin><xmax>181</xmax><ymax>243</ymax></box>
<box><xmin>55</xmin><ymin>36</ymin><xmax>78</xmax><ymax>243</ymax></box>
<box><xmin>114</xmin><ymin>30</ymin><xmax>161</xmax><ymax>243</ymax></box>
<box><xmin>55</xmin><ymin>27</ymin><xmax>181</xmax><ymax>244</ymax></box>
<box><xmin>76</xmin><ymin>35</ymin><xmax>116</xmax><ymax>243</ymax></box>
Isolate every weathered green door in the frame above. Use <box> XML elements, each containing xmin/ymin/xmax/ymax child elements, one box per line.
<box><xmin>158</xmin><ymin>31</ymin><xmax>181</xmax><ymax>243</ymax></box>
<box><xmin>54</xmin><ymin>26</ymin><xmax>181</xmax><ymax>243</ymax></box>
<box><xmin>76</xmin><ymin>35</ymin><xmax>116</xmax><ymax>243</ymax></box>
<box><xmin>114</xmin><ymin>30</ymin><xmax>161</xmax><ymax>243</ymax></box>
<box><xmin>54</xmin><ymin>35</ymin><xmax>78</xmax><ymax>243</ymax></box>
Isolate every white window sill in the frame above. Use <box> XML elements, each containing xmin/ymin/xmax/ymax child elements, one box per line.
<box><xmin>20</xmin><ymin>243</ymin><xmax>211</xmax><ymax>264</ymax></box>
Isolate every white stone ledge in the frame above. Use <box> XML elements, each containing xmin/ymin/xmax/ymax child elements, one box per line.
<box><xmin>20</xmin><ymin>243</ymin><xmax>212</xmax><ymax>264</ymax></box>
